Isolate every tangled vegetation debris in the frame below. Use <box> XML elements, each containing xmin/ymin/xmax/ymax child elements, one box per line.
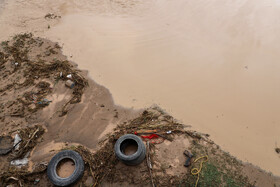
<box><xmin>60</xmin><ymin>107</ymin><xmax>252</xmax><ymax>186</ymax></box>
<box><xmin>0</xmin><ymin>33</ymin><xmax>88</xmax><ymax>119</ymax></box>
<box><xmin>44</xmin><ymin>13</ymin><xmax>61</xmax><ymax>19</ymax></box>
<box><xmin>11</xmin><ymin>125</ymin><xmax>45</xmax><ymax>160</ymax></box>
<box><xmin>0</xmin><ymin>33</ymin><xmax>88</xmax><ymax>186</ymax></box>
<box><xmin>0</xmin><ymin>34</ymin><xmax>275</xmax><ymax>187</ymax></box>
<box><xmin>0</xmin><ymin>125</ymin><xmax>45</xmax><ymax>187</ymax></box>
<box><xmin>0</xmin><ymin>106</ymin><xmax>253</xmax><ymax>186</ymax></box>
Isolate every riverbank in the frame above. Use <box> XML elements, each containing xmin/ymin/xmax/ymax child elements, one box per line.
<box><xmin>0</xmin><ymin>34</ymin><xmax>280</xmax><ymax>186</ymax></box>
<box><xmin>1</xmin><ymin>0</ymin><xmax>280</xmax><ymax>175</ymax></box>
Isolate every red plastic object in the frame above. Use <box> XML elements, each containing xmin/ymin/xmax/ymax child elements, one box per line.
<box><xmin>141</xmin><ymin>134</ymin><xmax>159</xmax><ymax>139</ymax></box>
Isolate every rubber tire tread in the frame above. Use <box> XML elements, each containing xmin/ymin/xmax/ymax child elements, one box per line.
<box><xmin>114</xmin><ymin>134</ymin><xmax>146</xmax><ymax>165</ymax></box>
<box><xmin>47</xmin><ymin>150</ymin><xmax>84</xmax><ymax>186</ymax></box>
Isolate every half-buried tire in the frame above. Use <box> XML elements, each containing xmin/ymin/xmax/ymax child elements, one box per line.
<box><xmin>47</xmin><ymin>150</ymin><xmax>84</xmax><ymax>186</ymax></box>
<box><xmin>114</xmin><ymin>134</ymin><xmax>146</xmax><ymax>165</ymax></box>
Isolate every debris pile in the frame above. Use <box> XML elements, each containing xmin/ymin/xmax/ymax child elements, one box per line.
<box><xmin>62</xmin><ymin>107</ymin><xmax>211</xmax><ymax>186</ymax></box>
<box><xmin>0</xmin><ymin>33</ymin><xmax>88</xmax><ymax>186</ymax></box>
<box><xmin>64</xmin><ymin>107</ymin><xmax>252</xmax><ymax>186</ymax></box>
<box><xmin>0</xmin><ymin>125</ymin><xmax>45</xmax><ymax>187</ymax></box>
<box><xmin>0</xmin><ymin>33</ymin><xmax>88</xmax><ymax>123</ymax></box>
<box><xmin>0</xmin><ymin>34</ymin><xmax>269</xmax><ymax>186</ymax></box>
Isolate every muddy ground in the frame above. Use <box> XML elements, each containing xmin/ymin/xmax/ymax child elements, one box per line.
<box><xmin>0</xmin><ymin>34</ymin><xmax>280</xmax><ymax>187</ymax></box>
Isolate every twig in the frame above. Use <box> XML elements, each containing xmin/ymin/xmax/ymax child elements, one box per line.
<box><xmin>7</xmin><ymin>177</ymin><xmax>22</xmax><ymax>187</ymax></box>
<box><xmin>24</xmin><ymin>128</ymin><xmax>39</xmax><ymax>148</ymax></box>
<box><xmin>146</xmin><ymin>141</ymin><xmax>155</xmax><ymax>187</ymax></box>
<box><xmin>89</xmin><ymin>165</ymin><xmax>94</xmax><ymax>182</ymax></box>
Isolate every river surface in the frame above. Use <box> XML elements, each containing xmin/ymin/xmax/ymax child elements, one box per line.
<box><xmin>1</xmin><ymin>0</ymin><xmax>280</xmax><ymax>176</ymax></box>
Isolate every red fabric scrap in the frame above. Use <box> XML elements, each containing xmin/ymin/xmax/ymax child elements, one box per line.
<box><xmin>140</xmin><ymin>134</ymin><xmax>159</xmax><ymax>139</ymax></box>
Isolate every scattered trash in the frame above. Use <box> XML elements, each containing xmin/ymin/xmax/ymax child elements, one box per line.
<box><xmin>34</xmin><ymin>178</ymin><xmax>40</xmax><ymax>185</ymax></box>
<box><xmin>37</xmin><ymin>98</ymin><xmax>52</xmax><ymax>105</ymax></box>
<box><xmin>10</xmin><ymin>158</ymin><xmax>29</xmax><ymax>166</ymax></box>
<box><xmin>60</xmin><ymin>72</ymin><xmax>63</xmax><ymax>77</ymax></box>
<box><xmin>137</xmin><ymin>129</ymin><xmax>157</xmax><ymax>134</ymax></box>
<box><xmin>166</xmin><ymin>130</ymin><xmax>172</xmax><ymax>134</ymax></box>
<box><xmin>66</xmin><ymin>74</ymin><xmax>72</xmax><ymax>79</ymax></box>
<box><xmin>65</xmin><ymin>80</ymin><xmax>75</xmax><ymax>89</ymax></box>
<box><xmin>11</xmin><ymin>126</ymin><xmax>44</xmax><ymax>160</ymax></box>
<box><xmin>134</xmin><ymin>130</ymin><xmax>172</xmax><ymax>143</ymax></box>
<box><xmin>31</xmin><ymin>94</ymin><xmax>38</xmax><ymax>103</ymax></box>
<box><xmin>14</xmin><ymin>62</ymin><xmax>19</xmax><ymax>66</ymax></box>
<box><xmin>0</xmin><ymin>136</ymin><xmax>14</xmax><ymax>155</ymax></box>
<box><xmin>191</xmin><ymin>155</ymin><xmax>208</xmax><ymax>187</ymax></box>
<box><xmin>141</xmin><ymin>134</ymin><xmax>159</xmax><ymax>139</ymax></box>
<box><xmin>13</xmin><ymin>134</ymin><xmax>22</xmax><ymax>150</ymax></box>
<box><xmin>183</xmin><ymin>150</ymin><xmax>193</xmax><ymax>167</ymax></box>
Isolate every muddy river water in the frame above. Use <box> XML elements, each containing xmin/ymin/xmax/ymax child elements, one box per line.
<box><xmin>1</xmin><ymin>0</ymin><xmax>280</xmax><ymax>176</ymax></box>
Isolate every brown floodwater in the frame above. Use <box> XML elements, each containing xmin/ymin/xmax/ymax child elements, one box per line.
<box><xmin>1</xmin><ymin>0</ymin><xmax>280</xmax><ymax>176</ymax></box>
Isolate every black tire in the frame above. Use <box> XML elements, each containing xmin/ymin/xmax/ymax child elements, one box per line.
<box><xmin>114</xmin><ymin>134</ymin><xmax>146</xmax><ymax>165</ymax></box>
<box><xmin>47</xmin><ymin>150</ymin><xmax>84</xmax><ymax>186</ymax></box>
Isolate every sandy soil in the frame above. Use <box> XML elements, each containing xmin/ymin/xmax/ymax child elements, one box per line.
<box><xmin>0</xmin><ymin>34</ymin><xmax>280</xmax><ymax>187</ymax></box>
<box><xmin>1</xmin><ymin>0</ymin><xmax>280</xmax><ymax>184</ymax></box>
<box><xmin>0</xmin><ymin>0</ymin><xmax>280</xmax><ymax>176</ymax></box>
<box><xmin>56</xmin><ymin>158</ymin><xmax>75</xmax><ymax>178</ymax></box>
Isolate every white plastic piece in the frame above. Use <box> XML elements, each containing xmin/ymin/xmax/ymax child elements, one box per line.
<box><xmin>13</xmin><ymin>134</ymin><xmax>21</xmax><ymax>150</ymax></box>
<box><xmin>11</xmin><ymin>158</ymin><xmax>28</xmax><ymax>166</ymax></box>
<box><xmin>66</xmin><ymin>74</ymin><xmax>72</xmax><ymax>79</ymax></box>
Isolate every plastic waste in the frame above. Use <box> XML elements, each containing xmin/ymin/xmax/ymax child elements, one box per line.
<box><xmin>65</xmin><ymin>80</ymin><xmax>75</xmax><ymax>88</ymax></box>
<box><xmin>10</xmin><ymin>158</ymin><xmax>28</xmax><ymax>166</ymax></box>
<box><xmin>66</xmin><ymin>74</ymin><xmax>72</xmax><ymax>79</ymax></box>
<box><xmin>13</xmin><ymin>134</ymin><xmax>21</xmax><ymax>150</ymax></box>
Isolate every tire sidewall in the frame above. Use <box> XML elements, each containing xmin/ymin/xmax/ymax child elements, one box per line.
<box><xmin>47</xmin><ymin>150</ymin><xmax>84</xmax><ymax>186</ymax></box>
<box><xmin>114</xmin><ymin>134</ymin><xmax>146</xmax><ymax>165</ymax></box>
